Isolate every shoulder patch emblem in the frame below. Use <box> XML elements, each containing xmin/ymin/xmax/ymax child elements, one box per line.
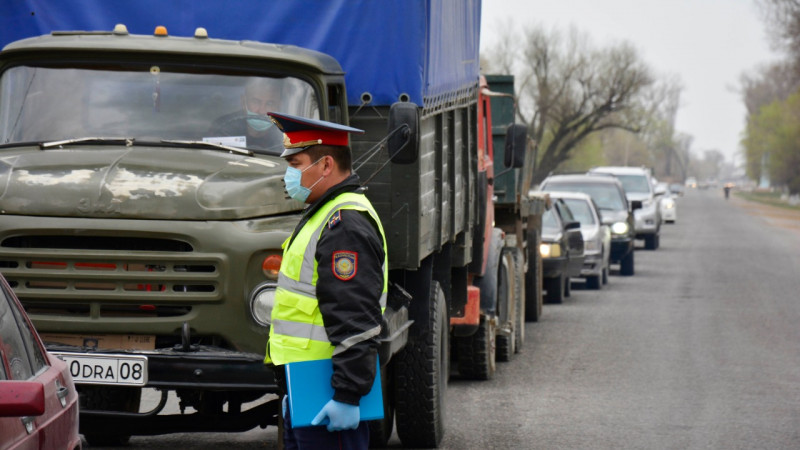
<box><xmin>332</xmin><ymin>251</ymin><xmax>358</xmax><ymax>281</ymax></box>
<box><xmin>328</xmin><ymin>210</ymin><xmax>342</xmax><ymax>229</ymax></box>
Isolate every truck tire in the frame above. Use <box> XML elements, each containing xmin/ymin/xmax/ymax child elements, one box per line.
<box><xmin>368</xmin><ymin>363</ymin><xmax>394</xmax><ymax>448</ymax></box>
<box><xmin>79</xmin><ymin>386</ymin><xmax>140</xmax><ymax>446</ymax></box>
<box><xmin>496</xmin><ymin>248</ymin><xmax>521</xmax><ymax>361</ymax></box>
<box><xmin>544</xmin><ymin>274</ymin><xmax>564</xmax><ymax>304</ymax></box>
<box><xmin>645</xmin><ymin>234</ymin><xmax>657</xmax><ymax>250</ymax></box>
<box><xmin>456</xmin><ymin>314</ymin><xmax>496</xmax><ymax>379</ymax></box>
<box><xmin>394</xmin><ymin>281</ymin><xmax>448</xmax><ymax>448</ymax></box>
<box><xmin>620</xmin><ymin>249</ymin><xmax>635</xmax><ymax>276</ymax></box>
<box><xmin>524</xmin><ymin>233</ymin><xmax>543</xmax><ymax>322</ymax></box>
<box><xmin>507</xmin><ymin>247</ymin><xmax>525</xmax><ymax>353</ymax></box>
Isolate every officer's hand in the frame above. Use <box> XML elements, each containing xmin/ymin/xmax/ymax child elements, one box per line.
<box><xmin>311</xmin><ymin>399</ymin><xmax>360</xmax><ymax>432</ymax></box>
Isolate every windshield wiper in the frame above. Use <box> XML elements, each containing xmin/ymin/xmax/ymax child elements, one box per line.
<box><xmin>160</xmin><ymin>140</ymin><xmax>253</xmax><ymax>156</ymax></box>
<box><xmin>35</xmin><ymin>137</ymin><xmax>254</xmax><ymax>156</ymax></box>
<box><xmin>40</xmin><ymin>137</ymin><xmax>134</xmax><ymax>149</ymax></box>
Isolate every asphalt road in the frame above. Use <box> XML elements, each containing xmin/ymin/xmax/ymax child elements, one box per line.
<box><xmin>92</xmin><ymin>188</ymin><xmax>800</xmax><ymax>449</ymax></box>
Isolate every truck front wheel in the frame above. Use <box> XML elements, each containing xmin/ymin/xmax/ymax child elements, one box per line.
<box><xmin>394</xmin><ymin>281</ymin><xmax>448</xmax><ymax>448</ymax></box>
<box><xmin>368</xmin><ymin>362</ymin><xmax>394</xmax><ymax>448</ymax></box>
<box><xmin>79</xmin><ymin>386</ymin><xmax>140</xmax><ymax>446</ymax></box>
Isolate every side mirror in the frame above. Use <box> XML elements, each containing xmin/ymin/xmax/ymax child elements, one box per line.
<box><xmin>565</xmin><ymin>221</ymin><xmax>581</xmax><ymax>231</ymax></box>
<box><xmin>504</xmin><ymin>124</ymin><xmax>527</xmax><ymax>168</ymax></box>
<box><xmin>654</xmin><ymin>185</ymin><xmax>667</xmax><ymax>196</ymax></box>
<box><xmin>630</xmin><ymin>200</ymin><xmax>643</xmax><ymax>211</ymax></box>
<box><xmin>387</xmin><ymin>102</ymin><xmax>419</xmax><ymax>164</ymax></box>
<box><xmin>0</xmin><ymin>381</ymin><xmax>45</xmax><ymax>417</ymax></box>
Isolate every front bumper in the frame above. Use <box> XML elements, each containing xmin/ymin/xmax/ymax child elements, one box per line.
<box><xmin>48</xmin><ymin>343</ymin><xmax>277</xmax><ymax>391</ymax></box>
<box><xmin>634</xmin><ymin>204</ymin><xmax>659</xmax><ymax>236</ymax></box>
<box><xmin>50</xmin><ymin>343</ymin><xmax>280</xmax><ymax>436</ymax></box>
<box><xmin>581</xmin><ymin>252</ymin><xmax>603</xmax><ymax>277</ymax></box>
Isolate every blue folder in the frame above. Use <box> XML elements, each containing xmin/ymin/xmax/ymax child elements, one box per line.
<box><xmin>284</xmin><ymin>358</ymin><xmax>384</xmax><ymax>428</ymax></box>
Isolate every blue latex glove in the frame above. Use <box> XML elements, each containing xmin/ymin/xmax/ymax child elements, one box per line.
<box><xmin>311</xmin><ymin>399</ymin><xmax>360</xmax><ymax>432</ymax></box>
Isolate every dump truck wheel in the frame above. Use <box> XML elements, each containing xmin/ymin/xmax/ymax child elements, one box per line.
<box><xmin>506</xmin><ymin>247</ymin><xmax>526</xmax><ymax>352</ymax></box>
<box><xmin>495</xmin><ymin>249</ymin><xmax>516</xmax><ymax>362</ymax></box>
<box><xmin>456</xmin><ymin>314</ymin><xmax>497</xmax><ymax>379</ymax></box>
<box><xmin>394</xmin><ymin>281</ymin><xmax>448</xmax><ymax>448</ymax></box>
<box><xmin>525</xmin><ymin>233</ymin><xmax>543</xmax><ymax>322</ymax></box>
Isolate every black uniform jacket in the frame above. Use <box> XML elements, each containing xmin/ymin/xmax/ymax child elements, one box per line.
<box><xmin>287</xmin><ymin>173</ymin><xmax>385</xmax><ymax>406</ymax></box>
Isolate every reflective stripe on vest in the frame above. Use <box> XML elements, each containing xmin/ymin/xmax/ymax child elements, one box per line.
<box><xmin>267</xmin><ymin>192</ymin><xmax>388</xmax><ymax>365</ymax></box>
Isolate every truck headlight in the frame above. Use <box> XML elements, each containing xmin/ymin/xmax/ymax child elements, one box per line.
<box><xmin>249</xmin><ymin>282</ymin><xmax>277</xmax><ymax>326</ymax></box>
<box><xmin>611</xmin><ymin>222</ymin><xmax>629</xmax><ymax>235</ymax></box>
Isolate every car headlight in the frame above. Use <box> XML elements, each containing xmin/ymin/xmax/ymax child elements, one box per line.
<box><xmin>584</xmin><ymin>239</ymin><xmax>599</xmax><ymax>252</ymax></box>
<box><xmin>663</xmin><ymin>200</ymin><xmax>675</xmax><ymax>209</ymax></box>
<box><xmin>249</xmin><ymin>282</ymin><xmax>277</xmax><ymax>326</ymax></box>
<box><xmin>540</xmin><ymin>242</ymin><xmax>561</xmax><ymax>258</ymax></box>
<box><xmin>611</xmin><ymin>221</ymin><xmax>629</xmax><ymax>235</ymax></box>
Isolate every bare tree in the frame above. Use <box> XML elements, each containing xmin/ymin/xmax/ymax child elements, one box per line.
<box><xmin>484</xmin><ymin>25</ymin><xmax>654</xmax><ymax>184</ymax></box>
<box><xmin>739</xmin><ymin>61</ymin><xmax>800</xmax><ymax>115</ymax></box>
<box><xmin>758</xmin><ymin>0</ymin><xmax>800</xmax><ymax>69</ymax></box>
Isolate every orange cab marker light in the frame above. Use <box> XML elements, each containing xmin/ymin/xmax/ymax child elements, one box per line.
<box><xmin>154</xmin><ymin>26</ymin><xmax>168</xmax><ymax>37</ymax></box>
<box><xmin>262</xmin><ymin>254</ymin><xmax>282</xmax><ymax>278</ymax></box>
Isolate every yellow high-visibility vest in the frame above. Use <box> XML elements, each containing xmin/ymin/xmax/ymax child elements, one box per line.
<box><xmin>266</xmin><ymin>191</ymin><xmax>387</xmax><ymax>365</ymax></box>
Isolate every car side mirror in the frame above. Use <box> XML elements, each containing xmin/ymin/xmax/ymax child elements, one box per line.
<box><xmin>387</xmin><ymin>102</ymin><xmax>419</xmax><ymax>164</ymax></box>
<box><xmin>0</xmin><ymin>381</ymin><xmax>45</xmax><ymax>417</ymax></box>
<box><xmin>630</xmin><ymin>200</ymin><xmax>643</xmax><ymax>211</ymax></box>
<box><xmin>504</xmin><ymin>124</ymin><xmax>527</xmax><ymax>169</ymax></box>
<box><xmin>565</xmin><ymin>221</ymin><xmax>581</xmax><ymax>230</ymax></box>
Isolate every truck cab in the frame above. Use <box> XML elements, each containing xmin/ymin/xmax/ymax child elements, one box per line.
<box><xmin>0</xmin><ymin>24</ymin><xmax>346</xmax><ymax>445</ymax></box>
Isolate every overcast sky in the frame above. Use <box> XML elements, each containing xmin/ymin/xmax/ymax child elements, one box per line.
<box><xmin>480</xmin><ymin>0</ymin><xmax>780</xmax><ymax>164</ymax></box>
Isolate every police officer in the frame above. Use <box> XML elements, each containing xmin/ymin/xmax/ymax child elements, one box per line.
<box><xmin>265</xmin><ymin>112</ymin><xmax>387</xmax><ymax>449</ymax></box>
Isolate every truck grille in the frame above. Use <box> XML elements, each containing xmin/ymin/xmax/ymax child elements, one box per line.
<box><xmin>0</xmin><ymin>235</ymin><xmax>223</xmax><ymax>315</ymax></box>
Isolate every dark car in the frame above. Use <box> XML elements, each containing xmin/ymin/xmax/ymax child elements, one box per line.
<box><xmin>540</xmin><ymin>174</ymin><xmax>639</xmax><ymax>276</ymax></box>
<box><xmin>0</xmin><ymin>274</ymin><xmax>82</xmax><ymax>450</ymax></box>
<box><xmin>539</xmin><ymin>198</ymin><xmax>585</xmax><ymax>303</ymax></box>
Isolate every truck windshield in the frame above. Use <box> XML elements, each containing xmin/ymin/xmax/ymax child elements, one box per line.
<box><xmin>0</xmin><ymin>65</ymin><xmax>320</xmax><ymax>154</ymax></box>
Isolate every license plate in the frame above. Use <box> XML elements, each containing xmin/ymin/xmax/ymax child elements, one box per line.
<box><xmin>53</xmin><ymin>353</ymin><xmax>148</xmax><ymax>386</ymax></box>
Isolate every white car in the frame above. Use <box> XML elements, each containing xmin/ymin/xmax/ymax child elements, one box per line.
<box><xmin>655</xmin><ymin>183</ymin><xmax>677</xmax><ymax>223</ymax></box>
<box><xmin>589</xmin><ymin>166</ymin><xmax>662</xmax><ymax>250</ymax></box>
<box><xmin>547</xmin><ymin>191</ymin><xmax>611</xmax><ymax>289</ymax></box>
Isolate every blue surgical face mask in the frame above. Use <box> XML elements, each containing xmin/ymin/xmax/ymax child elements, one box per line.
<box><xmin>246</xmin><ymin>107</ymin><xmax>272</xmax><ymax>132</ymax></box>
<box><xmin>283</xmin><ymin>158</ymin><xmax>324</xmax><ymax>203</ymax></box>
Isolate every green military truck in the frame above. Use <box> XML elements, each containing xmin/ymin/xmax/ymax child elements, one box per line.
<box><xmin>0</xmin><ymin>2</ymin><xmax>543</xmax><ymax>448</ymax></box>
<box><xmin>485</xmin><ymin>74</ymin><xmax>548</xmax><ymax>325</ymax></box>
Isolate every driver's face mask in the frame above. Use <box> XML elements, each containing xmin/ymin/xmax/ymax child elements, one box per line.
<box><xmin>246</xmin><ymin>107</ymin><xmax>273</xmax><ymax>132</ymax></box>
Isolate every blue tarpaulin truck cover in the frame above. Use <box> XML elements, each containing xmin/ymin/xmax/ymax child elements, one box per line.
<box><xmin>0</xmin><ymin>0</ymin><xmax>481</xmax><ymax>109</ymax></box>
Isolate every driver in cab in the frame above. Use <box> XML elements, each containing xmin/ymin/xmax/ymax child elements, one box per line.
<box><xmin>207</xmin><ymin>77</ymin><xmax>284</xmax><ymax>152</ymax></box>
